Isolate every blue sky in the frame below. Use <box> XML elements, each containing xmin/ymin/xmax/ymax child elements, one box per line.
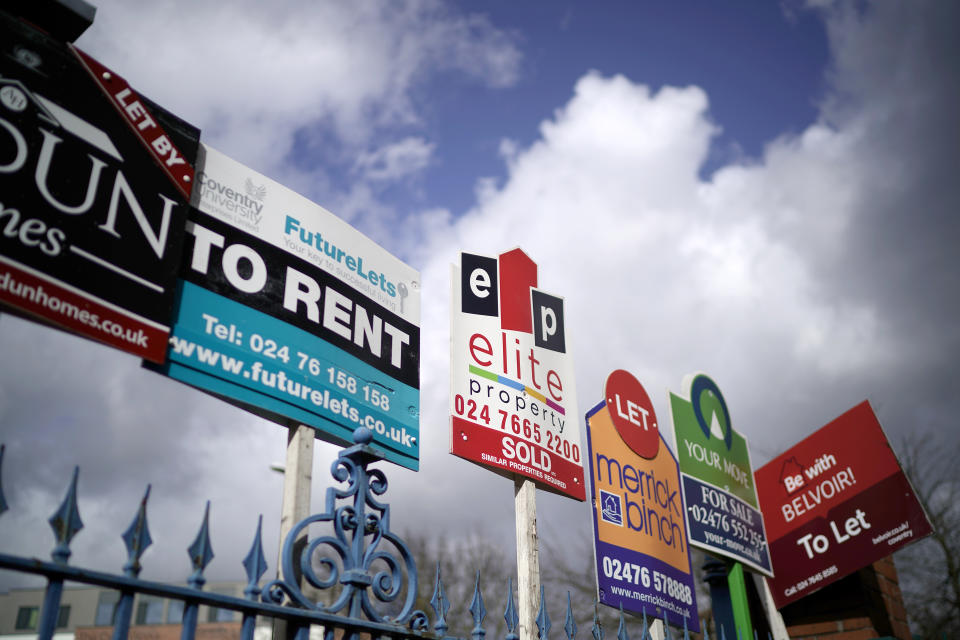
<box><xmin>413</xmin><ymin>1</ymin><xmax>830</xmax><ymax>213</ymax></box>
<box><xmin>1</xmin><ymin>0</ymin><xmax>957</xmax><ymax>613</ymax></box>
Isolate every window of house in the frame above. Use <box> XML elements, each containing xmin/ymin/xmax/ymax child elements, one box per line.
<box><xmin>166</xmin><ymin>599</ymin><xmax>184</xmax><ymax>624</ymax></box>
<box><xmin>94</xmin><ymin>590</ymin><xmax>120</xmax><ymax>626</ymax></box>
<box><xmin>14</xmin><ymin>606</ymin><xmax>38</xmax><ymax>630</ymax></box>
<box><xmin>206</xmin><ymin>587</ymin><xmax>236</xmax><ymax>622</ymax></box>
<box><xmin>56</xmin><ymin>605</ymin><xmax>71</xmax><ymax>629</ymax></box>
<box><xmin>135</xmin><ymin>596</ymin><xmax>164</xmax><ymax>624</ymax></box>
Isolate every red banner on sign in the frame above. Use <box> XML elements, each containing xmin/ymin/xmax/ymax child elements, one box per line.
<box><xmin>754</xmin><ymin>401</ymin><xmax>932</xmax><ymax>607</ymax></box>
<box><xmin>1</xmin><ymin>256</ymin><xmax>168</xmax><ymax>362</ymax></box>
<box><xmin>72</xmin><ymin>47</ymin><xmax>195</xmax><ymax>200</ymax></box>
<box><xmin>452</xmin><ymin>416</ymin><xmax>586</xmax><ymax>500</ymax></box>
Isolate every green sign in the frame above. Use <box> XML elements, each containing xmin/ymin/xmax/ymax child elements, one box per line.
<box><xmin>669</xmin><ymin>373</ymin><xmax>758</xmax><ymax>507</ymax></box>
<box><xmin>669</xmin><ymin>373</ymin><xmax>772</xmax><ymax>576</ymax></box>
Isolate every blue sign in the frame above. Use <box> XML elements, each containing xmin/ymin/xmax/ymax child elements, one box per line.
<box><xmin>151</xmin><ymin>146</ymin><xmax>421</xmax><ymax>469</ymax></box>
<box><xmin>587</xmin><ymin>371</ymin><xmax>699</xmax><ymax>632</ymax></box>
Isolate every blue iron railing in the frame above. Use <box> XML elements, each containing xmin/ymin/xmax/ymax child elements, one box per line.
<box><xmin>0</xmin><ymin>433</ymin><xmax>715</xmax><ymax>640</ymax></box>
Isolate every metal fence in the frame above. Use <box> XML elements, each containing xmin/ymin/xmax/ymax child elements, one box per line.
<box><xmin>0</xmin><ymin>430</ymin><xmax>723</xmax><ymax>640</ymax></box>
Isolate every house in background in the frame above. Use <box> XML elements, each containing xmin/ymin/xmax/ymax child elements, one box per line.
<box><xmin>0</xmin><ymin>581</ymin><xmax>252</xmax><ymax>639</ymax></box>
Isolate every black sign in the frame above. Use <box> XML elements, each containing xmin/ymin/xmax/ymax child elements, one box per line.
<box><xmin>0</xmin><ymin>11</ymin><xmax>199</xmax><ymax>361</ymax></box>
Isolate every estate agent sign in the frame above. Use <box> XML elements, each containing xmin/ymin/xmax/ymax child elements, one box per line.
<box><xmin>587</xmin><ymin>370</ymin><xmax>699</xmax><ymax>631</ymax></box>
<box><xmin>669</xmin><ymin>373</ymin><xmax>773</xmax><ymax>575</ymax></box>
<box><xmin>0</xmin><ymin>12</ymin><xmax>199</xmax><ymax>362</ymax></box>
<box><xmin>754</xmin><ymin>401</ymin><xmax>932</xmax><ymax>607</ymax></box>
<box><xmin>450</xmin><ymin>248</ymin><xmax>584</xmax><ymax>499</ymax></box>
<box><xmin>155</xmin><ymin>145</ymin><xmax>421</xmax><ymax>469</ymax></box>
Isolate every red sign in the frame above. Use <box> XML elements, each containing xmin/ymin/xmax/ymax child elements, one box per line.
<box><xmin>605</xmin><ymin>369</ymin><xmax>659</xmax><ymax>459</ymax></box>
<box><xmin>754</xmin><ymin>401</ymin><xmax>932</xmax><ymax>607</ymax></box>
<box><xmin>450</xmin><ymin>249</ymin><xmax>584</xmax><ymax>500</ymax></box>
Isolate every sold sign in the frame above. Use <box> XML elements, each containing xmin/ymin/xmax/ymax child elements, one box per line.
<box><xmin>605</xmin><ymin>369</ymin><xmax>659</xmax><ymax>459</ymax></box>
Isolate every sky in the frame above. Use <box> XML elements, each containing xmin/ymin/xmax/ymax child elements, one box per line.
<box><xmin>1</xmin><ymin>0</ymin><xmax>958</xmax><ymax>611</ymax></box>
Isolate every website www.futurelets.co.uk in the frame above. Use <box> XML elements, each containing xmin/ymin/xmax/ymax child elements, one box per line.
<box><xmin>167</xmin><ymin>335</ymin><xmax>415</xmax><ymax>449</ymax></box>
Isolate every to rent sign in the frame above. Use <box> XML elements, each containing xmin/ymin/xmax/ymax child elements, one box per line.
<box><xmin>153</xmin><ymin>145</ymin><xmax>421</xmax><ymax>469</ymax></box>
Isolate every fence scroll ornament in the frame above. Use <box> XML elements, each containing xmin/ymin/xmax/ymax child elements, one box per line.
<box><xmin>0</xmin><ymin>435</ymin><xmax>723</xmax><ymax>640</ymax></box>
<box><xmin>260</xmin><ymin>426</ymin><xmax>428</xmax><ymax>627</ymax></box>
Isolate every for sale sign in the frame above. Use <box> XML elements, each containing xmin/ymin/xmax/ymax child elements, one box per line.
<box><xmin>152</xmin><ymin>145</ymin><xmax>421</xmax><ymax>469</ymax></box>
<box><xmin>587</xmin><ymin>370</ymin><xmax>699</xmax><ymax>631</ymax></box>
<box><xmin>754</xmin><ymin>401</ymin><xmax>932</xmax><ymax>607</ymax></box>
<box><xmin>0</xmin><ymin>12</ymin><xmax>199</xmax><ymax>362</ymax></box>
<box><xmin>450</xmin><ymin>249</ymin><xmax>584</xmax><ymax>500</ymax></box>
<box><xmin>669</xmin><ymin>373</ymin><xmax>773</xmax><ymax>576</ymax></box>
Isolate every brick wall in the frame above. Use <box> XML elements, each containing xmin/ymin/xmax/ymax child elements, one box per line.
<box><xmin>782</xmin><ymin>556</ymin><xmax>911</xmax><ymax>640</ymax></box>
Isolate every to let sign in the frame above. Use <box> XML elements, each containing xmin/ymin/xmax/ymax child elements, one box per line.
<box><xmin>754</xmin><ymin>401</ymin><xmax>932</xmax><ymax>607</ymax></box>
<box><xmin>450</xmin><ymin>249</ymin><xmax>584</xmax><ymax>500</ymax></box>
<box><xmin>587</xmin><ymin>370</ymin><xmax>699</xmax><ymax>631</ymax></box>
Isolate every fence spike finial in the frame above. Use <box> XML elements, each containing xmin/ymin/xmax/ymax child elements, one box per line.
<box><xmin>0</xmin><ymin>444</ymin><xmax>9</xmax><ymax>517</ymax></box>
<box><xmin>639</xmin><ymin>606</ymin><xmax>648</xmax><ymax>640</ymax></box>
<box><xmin>242</xmin><ymin>514</ymin><xmax>268</xmax><ymax>599</ymax></box>
<box><xmin>683</xmin><ymin>614</ymin><xmax>690</xmax><ymax>640</ymax></box>
<box><xmin>616</xmin><ymin>603</ymin><xmax>629</xmax><ymax>640</ymax></box>
<box><xmin>49</xmin><ymin>466</ymin><xmax>83</xmax><ymax>563</ymax></box>
<box><xmin>701</xmin><ymin>620</ymin><xmax>710</xmax><ymax>640</ymax></box>
<box><xmin>536</xmin><ymin>584</ymin><xmax>551</xmax><ymax>640</ymax></box>
<box><xmin>564</xmin><ymin>591</ymin><xmax>577</xmax><ymax>640</ymax></box>
<box><xmin>430</xmin><ymin>563</ymin><xmax>450</xmax><ymax>636</ymax></box>
<box><xmin>505</xmin><ymin>577</ymin><xmax>520</xmax><ymax>640</ymax></box>
<box><xmin>187</xmin><ymin>501</ymin><xmax>214</xmax><ymax>588</ymax></box>
<box><xmin>121</xmin><ymin>484</ymin><xmax>153</xmax><ymax>577</ymax></box>
<box><xmin>662</xmin><ymin>609</ymin><xmax>671</xmax><ymax>640</ymax></box>
<box><xmin>591</xmin><ymin>599</ymin><xmax>604</xmax><ymax>640</ymax></box>
<box><xmin>469</xmin><ymin>570</ymin><xmax>486</xmax><ymax>640</ymax></box>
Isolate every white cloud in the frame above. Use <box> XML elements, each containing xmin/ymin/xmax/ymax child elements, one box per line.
<box><xmin>354</xmin><ymin>137</ymin><xmax>435</xmax><ymax>182</ymax></box>
<box><xmin>77</xmin><ymin>0</ymin><xmax>521</xmax><ymax>178</ymax></box>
